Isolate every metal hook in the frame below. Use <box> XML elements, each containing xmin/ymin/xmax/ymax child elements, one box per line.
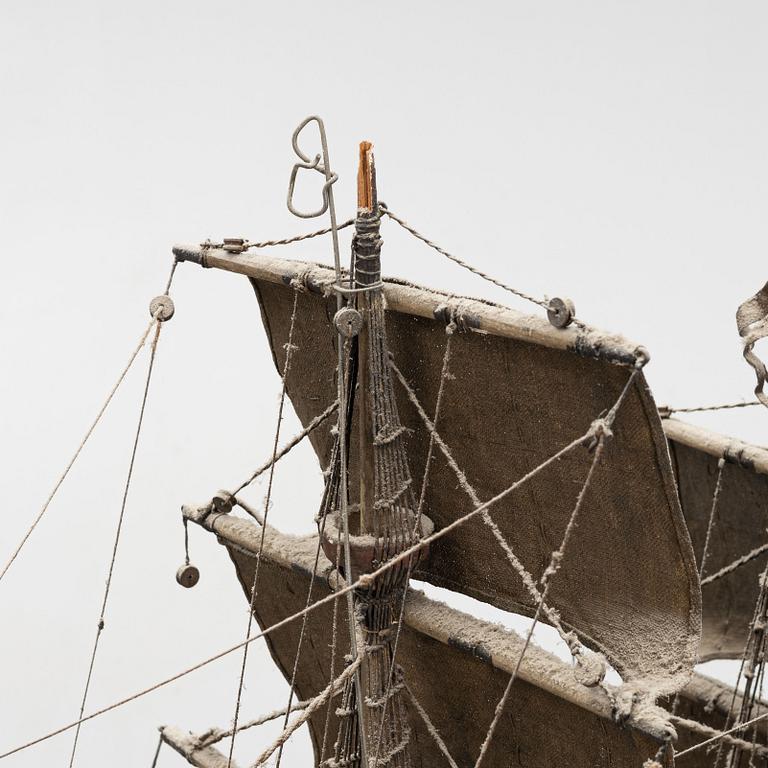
<box><xmin>285</xmin><ymin>115</ymin><xmax>343</xmax><ymax>286</ymax></box>
<box><xmin>286</xmin><ymin>115</ymin><xmax>339</xmax><ymax>220</ymax></box>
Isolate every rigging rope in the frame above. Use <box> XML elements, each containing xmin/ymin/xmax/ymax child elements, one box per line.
<box><xmin>68</xmin><ymin>312</ymin><xmax>167</xmax><ymax>768</ymax></box>
<box><xmin>206</xmin><ymin>205</ymin><xmax>580</xmax><ymax>332</ymax></box>
<box><xmin>675</xmin><ymin>710</ymin><xmax>768</xmax><ymax>759</ymax></box>
<box><xmin>379</xmin><ymin>205</ymin><xmax>585</xmax><ymax>327</ymax></box>
<box><xmin>670</xmin><ymin>458</ymin><xmax>725</xmax><ymax>720</ymax></box>
<box><xmin>370</xmin><ymin>328</ymin><xmax>454</xmax><ymax>767</ymax></box>
<box><xmin>712</xmin><ymin>561</ymin><xmax>768</xmax><ymax>768</ymax></box>
<box><xmin>404</xmin><ymin>684</ymin><xmax>459</xmax><ymax>768</ymax></box>
<box><xmin>331</xmin><ymin>332</ymin><xmax>369</xmax><ymax>766</ymax></box>
<box><xmin>150</xmin><ymin>733</ymin><xmax>164</xmax><ymax>768</ymax></box>
<box><xmin>0</xmin><ymin>318</ymin><xmax>157</xmax><ymax>586</ymax></box>
<box><xmin>249</xmin><ymin>655</ymin><xmax>363</xmax><ymax>768</ymax></box>
<box><xmin>319</xmin><ymin>538</ymin><xmax>343</xmax><ymax>765</ymax></box>
<box><xmin>669</xmin><ymin>714</ymin><xmax>768</xmax><ymax>757</ymax></box>
<box><xmin>0</xmin><ymin>424</ymin><xmax>594</xmax><ymax>762</ymax></box>
<box><xmin>226</xmin><ymin>290</ymin><xmax>300</xmax><ymax>768</ymax></box>
<box><xmin>713</xmin><ymin>606</ymin><xmax>759</xmax><ymax>767</ymax></box>
<box><xmin>231</xmin><ymin>399</ymin><xmax>339</xmax><ymax>496</ymax></box>
<box><xmin>390</xmin><ymin>359</ymin><xmax>575</xmax><ymax>648</ymax></box>
<box><xmin>274</xmin><ymin>497</ymin><xmax>335</xmax><ymax>767</ymax></box>
<box><xmin>663</xmin><ymin>400</ymin><xmax>761</xmax><ymax>415</ymax></box>
<box><xmin>698</xmin><ymin>459</ymin><xmax>726</xmax><ymax>581</ymax></box>
<box><xmin>474</xmin><ymin>371</ymin><xmax>638</xmax><ymax>768</ymax></box>
<box><xmin>204</xmin><ymin>219</ymin><xmax>355</xmax><ymax>252</ymax></box>
<box><xmin>196</xmin><ymin>700</ymin><xmax>310</xmax><ymax>748</ymax></box>
<box><xmin>701</xmin><ymin>541</ymin><xmax>768</xmax><ymax>587</ymax></box>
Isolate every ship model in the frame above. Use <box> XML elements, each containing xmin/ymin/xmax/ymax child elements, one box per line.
<box><xmin>4</xmin><ymin>116</ymin><xmax>768</xmax><ymax>767</ymax></box>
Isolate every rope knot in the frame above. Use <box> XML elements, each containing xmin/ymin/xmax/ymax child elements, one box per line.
<box><xmin>210</xmin><ymin>489</ymin><xmax>235</xmax><ymax>515</ymax></box>
<box><xmin>543</xmin><ymin>550</ymin><xmax>563</xmax><ymax>579</ymax></box>
<box><xmin>583</xmin><ymin>417</ymin><xmax>613</xmax><ymax>452</ymax></box>
<box><xmin>633</xmin><ymin>346</ymin><xmax>650</xmax><ymax>369</ymax></box>
<box><xmin>589</xmin><ymin>417</ymin><xmax>613</xmax><ymax>442</ymax></box>
<box><xmin>373</xmin><ymin>424</ymin><xmax>409</xmax><ymax>446</ymax></box>
<box><xmin>643</xmin><ymin>735</ymin><xmax>675</xmax><ymax>768</ymax></box>
<box><xmin>562</xmin><ymin>630</ymin><xmax>582</xmax><ymax>656</ymax></box>
<box><xmin>435</xmin><ymin>302</ymin><xmax>473</xmax><ymax>334</ymax></box>
<box><xmin>573</xmin><ymin>650</ymin><xmax>607</xmax><ymax>687</ymax></box>
<box><xmin>289</xmin><ymin>266</ymin><xmax>314</xmax><ymax>293</ymax></box>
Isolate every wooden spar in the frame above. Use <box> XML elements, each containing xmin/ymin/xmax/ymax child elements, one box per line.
<box><xmin>159</xmin><ymin>726</ymin><xmax>240</xmax><ymax>768</ymax></box>
<box><xmin>172</xmin><ymin>247</ymin><xmax>648</xmax><ymax>368</ymax></box>
<box><xmin>356</xmin><ymin>140</ymin><xmax>376</xmax><ymax>534</ymax></box>
<box><xmin>182</xmin><ymin>508</ymin><xmax>669</xmax><ymax>741</ymax></box>
<box><xmin>663</xmin><ymin>418</ymin><xmax>768</xmax><ymax>476</ymax></box>
<box><xmin>181</xmin><ymin>507</ymin><xmax>768</xmax><ymax>756</ymax></box>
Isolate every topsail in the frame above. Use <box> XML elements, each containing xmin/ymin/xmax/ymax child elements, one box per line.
<box><xmin>236</xmin><ymin>251</ymin><xmax>702</xmax><ymax>691</ymax></box>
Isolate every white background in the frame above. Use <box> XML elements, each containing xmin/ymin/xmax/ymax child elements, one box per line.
<box><xmin>2</xmin><ymin>1</ymin><xmax>768</xmax><ymax>765</ymax></box>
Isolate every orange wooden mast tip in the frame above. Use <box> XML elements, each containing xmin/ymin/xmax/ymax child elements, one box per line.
<box><xmin>357</xmin><ymin>141</ymin><xmax>376</xmax><ymax>212</ymax></box>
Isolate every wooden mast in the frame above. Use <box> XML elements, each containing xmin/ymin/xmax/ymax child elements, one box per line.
<box><xmin>357</xmin><ymin>141</ymin><xmax>375</xmax><ymax>212</ymax></box>
<box><xmin>357</xmin><ymin>141</ymin><xmax>376</xmax><ymax>535</ymax></box>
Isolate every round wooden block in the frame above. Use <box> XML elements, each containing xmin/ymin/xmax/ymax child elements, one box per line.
<box><xmin>150</xmin><ymin>295</ymin><xmax>175</xmax><ymax>322</ymax></box>
<box><xmin>176</xmin><ymin>563</ymin><xmax>200</xmax><ymax>588</ymax></box>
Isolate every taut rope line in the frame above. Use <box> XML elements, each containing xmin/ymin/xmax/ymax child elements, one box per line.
<box><xmin>370</xmin><ymin>328</ymin><xmax>455</xmax><ymax>767</ymax></box>
<box><xmin>0</xmin><ymin>318</ymin><xmax>156</xmax><ymax>586</ymax></box>
<box><xmin>379</xmin><ymin>204</ymin><xmax>586</xmax><ymax>329</ymax></box>
<box><xmin>1</xmin><ymin>256</ymin><xmax>179</xmax><ymax>589</ymax></box>
<box><xmin>231</xmin><ymin>398</ymin><xmax>339</xmax><ymax>496</ymax></box>
<box><xmin>711</xmin><ymin>561</ymin><xmax>768</xmax><ymax>767</ymax></box>
<box><xmin>204</xmin><ymin>219</ymin><xmax>355</xmax><ymax>252</ymax></box>
<box><xmin>194</xmin><ymin>699</ymin><xmax>310</xmax><ymax>748</ymax></box>
<box><xmin>701</xmin><ymin>541</ymin><xmax>768</xmax><ymax>587</ymax></box>
<box><xmin>675</xmin><ymin>710</ymin><xmax>768</xmax><ymax>759</ymax></box>
<box><xmin>473</xmin><ymin>370</ymin><xmax>639</xmax><ymax>768</ymax></box>
<box><xmin>226</xmin><ymin>290</ymin><xmax>299</xmax><ymax>768</ymax></box>
<box><xmin>390</xmin><ymin>360</ymin><xmax>575</xmax><ymax>649</ymax></box>
<box><xmin>662</xmin><ymin>400</ymin><xmax>761</xmax><ymax>415</ymax></box>
<box><xmin>247</xmin><ymin>654</ymin><xmax>363</xmax><ymax>768</ymax></box>
<box><xmin>273</xmin><ymin>485</ymin><xmax>335</xmax><ymax>767</ymax></box>
<box><xmin>405</xmin><ymin>684</ymin><xmax>460</xmax><ymax>768</ymax></box>
<box><xmin>318</xmin><ymin>536</ymin><xmax>343</xmax><ymax>765</ymax></box>
<box><xmin>68</xmin><ymin>315</ymin><xmax>168</xmax><ymax>768</ymax></box>
<box><xmin>698</xmin><ymin>459</ymin><xmax>726</xmax><ymax>581</ymax></box>
<box><xmin>150</xmin><ymin>733</ymin><xmax>163</xmax><ymax>768</ymax></box>
<box><xmin>668</xmin><ymin>714</ymin><xmax>768</xmax><ymax>757</ymax></box>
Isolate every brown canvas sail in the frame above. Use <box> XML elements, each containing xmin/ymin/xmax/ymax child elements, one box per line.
<box><xmin>185</xmin><ymin>508</ymin><xmax>669</xmax><ymax>765</ymax></box>
<box><xmin>181</xmin><ymin>506</ymin><xmax>757</xmax><ymax>766</ymax></box>
<box><xmin>664</xmin><ymin>418</ymin><xmax>768</xmax><ymax>660</ymax></box>
<box><xmin>174</xmin><ymin>245</ymin><xmax>702</xmax><ymax>691</ymax></box>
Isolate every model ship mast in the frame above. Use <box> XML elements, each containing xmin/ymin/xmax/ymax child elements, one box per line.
<box><xmin>159</xmin><ymin>124</ymin><xmax>730</xmax><ymax>766</ymax></box>
<box><xmin>320</xmin><ymin>140</ymin><xmax>430</xmax><ymax>767</ymax></box>
<box><xmin>152</xmin><ymin>126</ymin><xmax>768</xmax><ymax>766</ymax></box>
<box><xmin>8</xmin><ymin>117</ymin><xmax>768</xmax><ymax>768</ymax></box>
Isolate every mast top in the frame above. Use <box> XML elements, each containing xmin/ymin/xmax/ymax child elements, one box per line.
<box><xmin>357</xmin><ymin>141</ymin><xmax>376</xmax><ymax>213</ymax></box>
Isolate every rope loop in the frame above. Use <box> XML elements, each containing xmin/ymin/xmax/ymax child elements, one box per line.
<box><xmin>633</xmin><ymin>346</ymin><xmax>650</xmax><ymax>369</ymax></box>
